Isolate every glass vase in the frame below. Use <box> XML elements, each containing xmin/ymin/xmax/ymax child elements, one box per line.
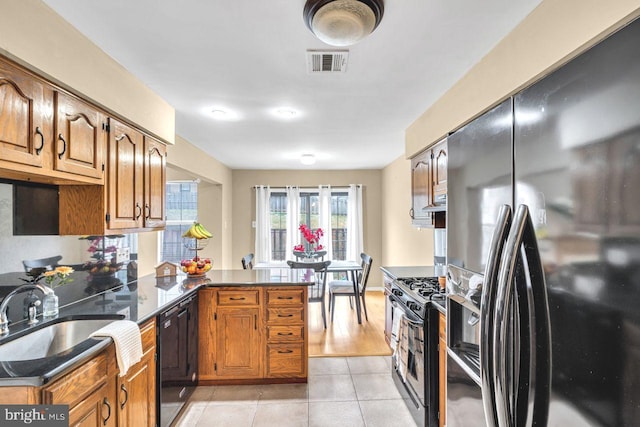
<box><xmin>42</xmin><ymin>291</ymin><xmax>59</xmax><ymax>317</ymax></box>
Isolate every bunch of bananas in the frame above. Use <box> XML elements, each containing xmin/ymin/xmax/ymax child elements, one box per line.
<box><xmin>181</xmin><ymin>222</ymin><xmax>213</xmax><ymax>239</ymax></box>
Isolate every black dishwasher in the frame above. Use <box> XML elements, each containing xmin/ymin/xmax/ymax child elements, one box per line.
<box><xmin>158</xmin><ymin>293</ymin><xmax>198</xmax><ymax>427</ymax></box>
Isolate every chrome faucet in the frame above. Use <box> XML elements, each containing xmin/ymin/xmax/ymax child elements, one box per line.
<box><xmin>0</xmin><ymin>283</ymin><xmax>53</xmax><ymax>335</ymax></box>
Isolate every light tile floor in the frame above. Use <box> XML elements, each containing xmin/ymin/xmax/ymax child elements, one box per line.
<box><xmin>174</xmin><ymin>356</ymin><xmax>418</xmax><ymax>427</ymax></box>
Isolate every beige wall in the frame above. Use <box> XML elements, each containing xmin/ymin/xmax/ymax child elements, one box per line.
<box><xmin>0</xmin><ymin>0</ymin><xmax>175</xmax><ymax>143</ymax></box>
<box><xmin>406</xmin><ymin>0</ymin><xmax>640</xmax><ymax>156</ymax></box>
<box><xmin>381</xmin><ymin>156</ymin><xmax>434</xmax><ymax>267</ymax></box>
<box><xmin>232</xmin><ymin>170</ymin><xmax>384</xmax><ymax>288</ymax></box>
<box><xmin>165</xmin><ymin>135</ymin><xmax>233</xmax><ymax>270</ymax></box>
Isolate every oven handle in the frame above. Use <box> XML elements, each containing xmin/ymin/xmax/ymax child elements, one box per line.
<box><xmin>388</xmin><ymin>294</ymin><xmax>423</xmax><ymax>324</ymax></box>
<box><xmin>480</xmin><ymin>204</ymin><xmax>512</xmax><ymax>427</ymax></box>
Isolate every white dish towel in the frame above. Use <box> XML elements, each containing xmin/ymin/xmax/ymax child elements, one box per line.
<box><xmin>90</xmin><ymin>320</ymin><xmax>143</xmax><ymax>377</ymax></box>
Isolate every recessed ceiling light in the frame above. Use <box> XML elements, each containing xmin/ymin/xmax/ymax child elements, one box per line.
<box><xmin>211</xmin><ymin>109</ymin><xmax>229</xmax><ymax>119</ymax></box>
<box><xmin>300</xmin><ymin>154</ymin><xmax>316</xmax><ymax>165</ymax></box>
<box><xmin>274</xmin><ymin>108</ymin><xmax>299</xmax><ymax>119</ymax></box>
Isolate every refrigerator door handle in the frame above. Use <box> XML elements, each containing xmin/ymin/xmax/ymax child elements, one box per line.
<box><xmin>480</xmin><ymin>204</ymin><xmax>512</xmax><ymax>427</ymax></box>
<box><xmin>493</xmin><ymin>205</ymin><xmax>551</xmax><ymax>427</ymax></box>
<box><xmin>518</xmin><ymin>205</ymin><xmax>552</xmax><ymax>427</ymax></box>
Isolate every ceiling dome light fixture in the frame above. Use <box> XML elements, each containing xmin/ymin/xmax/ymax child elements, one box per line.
<box><xmin>303</xmin><ymin>0</ymin><xmax>384</xmax><ymax>47</ymax></box>
<box><xmin>300</xmin><ymin>154</ymin><xmax>316</xmax><ymax>165</ymax></box>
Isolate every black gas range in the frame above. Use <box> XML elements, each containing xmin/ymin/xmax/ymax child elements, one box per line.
<box><xmin>387</xmin><ymin>275</ymin><xmax>445</xmax><ymax>427</ymax></box>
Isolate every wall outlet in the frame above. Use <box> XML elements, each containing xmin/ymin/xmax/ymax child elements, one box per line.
<box><xmin>251</xmin><ymin>221</ymin><xmax>256</xmax><ymax>228</ymax></box>
<box><xmin>116</xmin><ymin>247</ymin><xmax>130</xmax><ymax>263</ymax></box>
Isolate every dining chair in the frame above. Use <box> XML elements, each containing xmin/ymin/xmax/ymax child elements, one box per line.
<box><xmin>328</xmin><ymin>252</ymin><xmax>373</xmax><ymax>322</ymax></box>
<box><xmin>241</xmin><ymin>253</ymin><xmax>254</xmax><ymax>270</ymax></box>
<box><xmin>287</xmin><ymin>259</ymin><xmax>331</xmax><ymax>329</ymax></box>
<box><xmin>22</xmin><ymin>255</ymin><xmax>63</xmax><ymax>276</ymax></box>
<box><xmin>293</xmin><ymin>250</ymin><xmax>327</xmax><ymax>261</ymax></box>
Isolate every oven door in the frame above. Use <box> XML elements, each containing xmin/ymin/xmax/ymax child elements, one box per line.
<box><xmin>390</xmin><ymin>296</ymin><xmax>426</xmax><ymax>411</ymax></box>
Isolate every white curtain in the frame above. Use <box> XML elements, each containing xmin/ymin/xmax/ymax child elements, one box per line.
<box><xmin>346</xmin><ymin>184</ymin><xmax>364</xmax><ymax>261</ymax></box>
<box><xmin>318</xmin><ymin>185</ymin><xmax>333</xmax><ymax>260</ymax></box>
<box><xmin>285</xmin><ymin>186</ymin><xmax>300</xmax><ymax>257</ymax></box>
<box><xmin>254</xmin><ymin>185</ymin><xmax>271</xmax><ymax>263</ymax></box>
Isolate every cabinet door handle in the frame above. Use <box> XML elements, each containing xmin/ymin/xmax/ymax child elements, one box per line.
<box><xmin>144</xmin><ymin>203</ymin><xmax>151</xmax><ymax>219</ymax></box>
<box><xmin>229</xmin><ymin>297</ymin><xmax>245</xmax><ymax>301</ymax></box>
<box><xmin>34</xmin><ymin>127</ymin><xmax>44</xmax><ymax>155</ymax></box>
<box><xmin>102</xmin><ymin>397</ymin><xmax>112</xmax><ymax>426</ymax></box>
<box><xmin>120</xmin><ymin>384</ymin><xmax>128</xmax><ymax>410</ymax></box>
<box><xmin>57</xmin><ymin>133</ymin><xmax>66</xmax><ymax>159</ymax></box>
<box><xmin>409</xmin><ymin>208</ymin><xmax>414</xmax><ymax>219</ymax></box>
<box><xmin>278</xmin><ymin>314</ymin><xmax>294</xmax><ymax>318</ymax></box>
<box><xmin>277</xmin><ymin>296</ymin><xmax>294</xmax><ymax>300</ymax></box>
<box><xmin>278</xmin><ymin>349</ymin><xmax>294</xmax><ymax>354</ymax></box>
<box><xmin>135</xmin><ymin>202</ymin><xmax>142</xmax><ymax>220</ymax></box>
<box><xmin>255</xmin><ymin>314</ymin><xmax>257</xmax><ymax>330</ymax></box>
<box><xmin>277</xmin><ymin>332</ymin><xmax>294</xmax><ymax>336</ymax></box>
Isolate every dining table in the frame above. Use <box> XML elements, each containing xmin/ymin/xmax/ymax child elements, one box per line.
<box><xmin>253</xmin><ymin>260</ymin><xmax>365</xmax><ymax>324</ymax></box>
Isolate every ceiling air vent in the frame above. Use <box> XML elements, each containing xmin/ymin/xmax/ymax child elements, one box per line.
<box><xmin>306</xmin><ymin>50</ymin><xmax>349</xmax><ymax>73</ymax></box>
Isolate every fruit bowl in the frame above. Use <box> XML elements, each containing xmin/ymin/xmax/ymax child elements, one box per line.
<box><xmin>180</xmin><ymin>256</ymin><xmax>212</xmax><ymax>276</ymax></box>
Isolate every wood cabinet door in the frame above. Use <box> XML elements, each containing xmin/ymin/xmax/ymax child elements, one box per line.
<box><xmin>432</xmin><ymin>141</ymin><xmax>448</xmax><ymax>197</ymax></box>
<box><xmin>118</xmin><ymin>351</ymin><xmax>156</xmax><ymax>427</ymax></box>
<box><xmin>68</xmin><ymin>382</ymin><xmax>116</xmax><ymax>427</ymax></box>
<box><xmin>144</xmin><ymin>136</ymin><xmax>166</xmax><ymax>229</ymax></box>
<box><xmin>215</xmin><ymin>306</ymin><xmax>262</xmax><ymax>379</ymax></box>
<box><xmin>198</xmin><ymin>289</ymin><xmax>217</xmax><ymax>380</ymax></box>
<box><xmin>411</xmin><ymin>150</ymin><xmax>432</xmax><ymax>220</ymax></box>
<box><xmin>107</xmin><ymin>118</ymin><xmax>144</xmax><ymax>230</ymax></box>
<box><xmin>0</xmin><ymin>59</ymin><xmax>47</xmax><ymax>169</ymax></box>
<box><xmin>55</xmin><ymin>91</ymin><xmax>105</xmax><ymax>181</ymax></box>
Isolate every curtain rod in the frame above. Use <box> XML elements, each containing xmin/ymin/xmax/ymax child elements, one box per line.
<box><xmin>252</xmin><ymin>184</ymin><xmax>362</xmax><ymax>190</ymax></box>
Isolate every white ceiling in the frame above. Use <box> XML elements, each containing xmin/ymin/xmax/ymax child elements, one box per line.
<box><xmin>42</xmin><ymin>0</ymin><xmax>542</xmax><ymax>170</ymax></box>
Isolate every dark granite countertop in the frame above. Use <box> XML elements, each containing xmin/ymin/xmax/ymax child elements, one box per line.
<box><xmin>380</xmin><ymin>265</ymin><xmax>438</xmax><ymax>280</ymax></box>
<box><xmin>0</xmin><ymin>267</ymin><xmax>313</xmax><ymax>387</ymax></box>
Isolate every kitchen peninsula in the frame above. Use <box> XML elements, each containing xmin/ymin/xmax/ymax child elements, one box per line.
<box><xmin>0</xmin><ymin>267</ymin><xmax>313</xmax><ymax>426</ymax></box>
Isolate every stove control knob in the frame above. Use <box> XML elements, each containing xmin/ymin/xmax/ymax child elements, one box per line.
<box><xmin>392</xmin><ymin>289</ymin><xmax>403</xmax><ymax>297</ymax></box>
<box><xmin>407</xmin><ymin>301</ymin><xmax>418</xmax><ymax>311</ymax></box>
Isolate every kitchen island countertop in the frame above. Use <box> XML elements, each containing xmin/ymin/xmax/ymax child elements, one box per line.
<box><xmin>0</xmin><ymin>267</ymin><xmax>313</xmax><ymax>387</ymax></box>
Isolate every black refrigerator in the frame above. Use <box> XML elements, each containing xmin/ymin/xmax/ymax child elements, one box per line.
<box><xmin>446</xmin><ymin>17</ymin><xmax>640</xmax><ymax>427</ymax></box>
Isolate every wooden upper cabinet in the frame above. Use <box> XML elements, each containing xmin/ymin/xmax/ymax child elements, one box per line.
<box><xmin>432</xmin><ymin>139</ymin><xmax>448</xmax><ymax>198</ymax></box>
<box><xmin>0</xmin><ymin>60</ymin><xmax>47</xmax><ymax>169</ymax></box>
<box><xmin>410</xmin><ymin>150</ymin><xmax>432</xmax><ymax>222</ymax></box>
<box><xmin>144</xmin><ymin>136</ymin><xmax>166</xmax><ymax>229</ymax></box>
<box><xmin>55</xmin><ymin>91</ymin><xmax>105</xmax><ymax>182</ymax></box>
<box><xmin>107</xmin><ymin>118</ymin><xmax>144</xmax><ymax>230</ymax></box>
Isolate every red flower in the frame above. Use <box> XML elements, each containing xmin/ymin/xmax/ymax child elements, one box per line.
<box><xmin>297</xmin><ymin>224</ymin><xmax>324</xmax><ymax>254</ymax></box>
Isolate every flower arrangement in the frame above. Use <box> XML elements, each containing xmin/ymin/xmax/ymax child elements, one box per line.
<box><xmin>294</xmin><ymin>224</ymin><xmax>324</xmax><ymax>258</ymax></box>
<box><xmin>41</xmin><ymin>266</ymin><xmax>75</xmax><ymax>289</ymax></box>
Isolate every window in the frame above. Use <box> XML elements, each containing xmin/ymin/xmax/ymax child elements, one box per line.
<box><xmin>270</xmin><ymin>192</ymin><xmax>287</xmax><ymax>261</ymax></box>
<box><xmin>160</xmin><ymin>181</ymin><xmax>198</xmax><ymax>263</ymax></box>
<box><xmin>268</xmin><ymin>189</ymin><xmax>350</xmax><ymax>261</ymax></box>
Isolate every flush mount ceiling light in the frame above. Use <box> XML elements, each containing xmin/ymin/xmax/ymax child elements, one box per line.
<box><xmin>303</xmin><ymin>0</ymin><xmax>384</xmax><ymax>47</ymax></box>
<box><xmin>300</xmin><ymin>154</ymin><xmax>316</xmax><ymax>165</ymax></box>
<box><xmin>274</xmin><ymin>108</ymin><xmax>299</xmax><ymax>119</ymax></box>
<box><xmin>211</xmin><ymin>109</ymin><xmax>229</xmax><ymax>119</ymax></box>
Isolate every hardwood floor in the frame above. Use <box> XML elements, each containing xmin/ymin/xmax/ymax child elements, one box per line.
<box><xmin>308</xmin><ymin>290</ymin><xmax>391</xmax><ymax>357</ymax></box>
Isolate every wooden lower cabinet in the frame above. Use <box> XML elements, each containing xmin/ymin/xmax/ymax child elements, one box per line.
<box><xmin>0</xmin><ymin>318</ymin><xmax>156</xmax><ymax>427</ymax></box>
<box><xmin>117</xmin><ymin>319</ymin><xmax>156</xmax><ymax>427</ymax></box>
<box><xmin>438</xmin><ymin>312</ymin><xmax>447</xmax><ymax>427</ymax></box>
<box><xmin>198</xmin><ymin>286</ymin><xmax>308</xmax><ymax>384</ymax></box>
<box><xmin>215</xmin><ymin>306</ymin><xmax>262</xmax><ymax>379</ymax></box>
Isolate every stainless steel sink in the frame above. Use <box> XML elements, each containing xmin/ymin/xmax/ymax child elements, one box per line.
<box><xmin>0</xmin><ymin>317</ymin><xmax>122</xmax><ymax>362</ymax></box>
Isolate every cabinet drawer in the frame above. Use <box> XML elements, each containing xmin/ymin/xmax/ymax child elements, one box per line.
<box><xmin>217</xmin><ymin>289</ymin><xmax>260</xmax><ymax>306</ymax></box>
<box><xmin>266</xmin><ymin>307</ymin><xmax>305</xmax><ymax>324</ymax></box>
<box><xmin>267</xmin><ymin>325</ymin><xmax>305</xmax><ymax>342</ymax></box>
<box><xmin>42</xmin><ymin>352</ymin><xmax>108</xmax><ymax>406</ymax></box>
<box><xmin>266</xmin><ymin>288</ymin><xmax>305</xmax><ymax>306</ymax></box>
<box><xmin>266</xmin><ymin>343</ymin><xmax>306</xmax><ymax>378</ymax></box>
